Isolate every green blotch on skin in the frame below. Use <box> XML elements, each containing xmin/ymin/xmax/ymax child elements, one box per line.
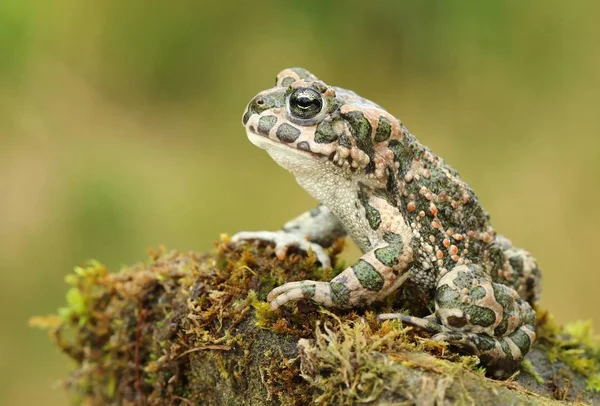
<box><xmin>384</xmin><ymin>172</ymin><xmax>399</xmax><ymax>204</ymax></box>
<box><xmin>445</xmin><ymin>332</ymin><xmax>466</xmax><ymax>342</ymax></box>
<box><xmin>495</xmin><ymin>314</ymin><xmax>509</xmax><ymax>337</ymax></box>
<box><xmin>365</xmin><ymin>206</ymin><xmax>381</xmax><ymax>230</ymax></box>
<box><xmin>464</xmin><ymin>305</ymin><xmax>497</xmax><ymax>328</ymax></box>
<box><xmin>426</xmin><ymin>320</ymin><xmax>445</xmax><ymax>334</ymax></box>
<box><xmin>280</xmin><ymin>76</ymin><xmax>296</xmax><ymax>86</ymax></box>
<box><xmin>499</xmin><ymin>339</ymin><xmax>515</xmax><ymax>362</ymax></box>
<box><xmin>508</xmin><ymin>255</ymin><xmax>524</xmax><ymax>274</ymax></box>
<box><xmin>387</xmin><ymin>132</ymin><xmax>422</xmax><ymax>172</ymax></box>
<box><xmin>510</xmin><ymin>329</ymin><xmax>532</xmax><ymax>354</ymax></box>
<box><xmin>476</xmin><ymin>334</ymin><xmax>497</xmax><ymax>351</ymax></box>
<box><xmin>489</xmin><ymin>244</ymin><xmax>506</xmax><ymax>278</ymax></box>
<box><xmin>352</xmin><ymin>259</ymin><xmax>384</xmax><ymax>292</ymax></box>
<box><xmin>453</xmin><ymin>266</ymin><xmax>481</xmax><ymax>289</ymax></box>
<box><xmin>492</xmin><ymin>285</ymin><xmax>516</xmax><ymax>336</ymax></box>
<box><xmin>339</xmin><ymin>133</ymin><xmax>352</xmax><ymax>148</ymax></box>
<box><xmin>342</xmin><ymin>110</ymin><xmax>374</xmax><ymax>170</ymax></box>
<box><xmin>374</xmin><ymin>238</ymin><xmax>403</xmax><ymax>267</ymax></box>
<box><xmin>330</xmin><ymin>282</ymin><xmax>350</xmax><ymax>306</ymax></box>
<box><xmin>387</xmin><ymin>140</ymin><xmax>404</xmax><ymax>163</ymax></box>
<box><xmin>383</xmin><ymin>232</ymin><xmax>403</xmax><ymax>245</ymax></box>
<box><xmin>374</xmin><ymin>115</ymin><xmax>391</xmax><ymax>142</ymax></box>
<box><xmin>436</xmin><ymin>284</ymin><xmax>460</xmax><ymax>307</ymax></box>
<box><xmin>256</xmin><ymin>91</ymin><xmax>286</xmax><ymax>112</ymax></box>
<box><xmin>315</xmin><ymin>121</ymin><xmax>338</xmax><ymax>143</ymax></box>
<box><xmin>258</xmin><ymin>116</ymin><xmax>277</xmax><ymax>135</ymax></box>
<box><xmin>276</xmin><ymin>123</ymin><xmax>301</xmax><ymax>143</ymax></box>
<box><xmin>357</xmin><ymin>189</ymin><xmax>381</xmax><ymax>230</ymax></box>
<box><xmin>342</xmin><ymin>110</ymin><xmax>372</xmax><ymax>147</ymax></box>
<box><xmin>301</xmin><ymin>284</ymin><xmax>316</xmax><ymax>299</ymax></box>
<box><xmin>469</xmin><ymin>285</ymin><xmax>487</xmax><ymax>301</ymax></box>
<box><xmin>297</xmin><ymin>141</ymin><xmax>311</xmax><ymax>151</ymax></box>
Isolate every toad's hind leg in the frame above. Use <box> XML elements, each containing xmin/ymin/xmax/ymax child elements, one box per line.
<box><xmin>429</xmin><ymin>324</ymin><xmax>535</xmax><ymax>378</ymax></box>
<box><xmin>495</xmin><ymin>235</ymin><xmax>542</xmax><ymax>304</ymax></box>
<box><xmin>378</xmin><ymin>264</ymin><xmax>536</xmax><ymax>378</ymax></box>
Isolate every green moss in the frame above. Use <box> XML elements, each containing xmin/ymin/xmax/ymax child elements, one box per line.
<box><xmin>31</xmin><ymin>237</ymin><xmax>600</xmax><ymax>404</ymax></box>
<box><xmin>58</xmin><ymin>260</ymin><xmax>109</xmax><ymax>325</ymax></box>
<box><xmin>535</xmin><ymin>310</ymin><xmax>600</xmax><ymax>394</ymax></box>
<box><xmin>587</xmin><ymin>373</ymin><xmax>600</xmax><ymax>393</ymax></box>
<box><xmin>297</xmin><ymin>311</ymin><xmax>410</xmax><ymax>404</ymax></box>
<box><xmin>522</xmin><ymin>359</ymin><xmax>544</xmax><ymax>383</ymax></box>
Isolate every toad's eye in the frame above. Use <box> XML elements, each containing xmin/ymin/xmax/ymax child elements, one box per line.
<box><xmin>288</xmin><ymin>88</ymin><xmax>323</xmax><ymax>121</ymax></box>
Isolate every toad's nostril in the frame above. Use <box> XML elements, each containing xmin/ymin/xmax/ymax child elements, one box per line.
<box><xmin>256</xmin><ymin>98</ymin><xmax>265</xmax><ymax>106</ymax></box>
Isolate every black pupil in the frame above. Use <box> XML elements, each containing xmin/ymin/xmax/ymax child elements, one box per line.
<box><xmin>290</xmin><ymin>88</ymin><xmax>322</xmax><ymax>119</ymax></box>
<box><xmin>297</xmin><ymin>95</ymin><xmax>317</xmax><ymax>109</ymax></box>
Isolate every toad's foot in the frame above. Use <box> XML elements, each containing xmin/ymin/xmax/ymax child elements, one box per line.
<box><xmin>231</xmin><ymin>230</ymin><xmax>331</xmax><ymax>269</ymax></box>
<box><xmin>378</xmin><ymin>312</ymin><xmax>534</xmax><ymax>378</ymax></box>
<box><xmin>267</xmin><ymin>280</ymin><xmax>338</xmax><ymax>310</ymax></box>
<box><xmin>377</xmin><ymin>313</ymin><xmax>445</xmax><ymax>333</ymax></box>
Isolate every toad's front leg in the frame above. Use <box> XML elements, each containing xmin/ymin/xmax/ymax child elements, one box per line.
<box><xmin>232</xmin><ymin>205</ymin><xmax>346</xmax><ymax>269</ymax></box>
<box><xmin>268</xmin><ymin>189</ymin><xmax>414</xmax><ymax>311</ymax></box>
<box><xmin>268</xmin><ymin>234</ymin><xmax>412</xmax><ymax>309</ymax></box>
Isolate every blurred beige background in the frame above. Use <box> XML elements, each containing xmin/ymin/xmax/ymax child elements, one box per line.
<box><xmin>1</xmin><ymin>1</ymin><xmax>598</xmax><ymax>404</ymax></box>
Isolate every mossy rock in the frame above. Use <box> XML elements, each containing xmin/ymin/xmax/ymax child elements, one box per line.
<box><xmin>32</xmin><ymin>237</ymin><xmax>600</xmax><ymax>405</ymax></box>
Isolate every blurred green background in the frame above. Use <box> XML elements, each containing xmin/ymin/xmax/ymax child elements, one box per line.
<box><xmin>1</xmin><ymin>0</ymin><xmax>599</xmax><ymax>403</ymax></box>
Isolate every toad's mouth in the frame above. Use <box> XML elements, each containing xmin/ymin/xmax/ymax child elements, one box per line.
<box><xmin>245</xmin><ymin>129</ymin><xmax>325</xmax><ymax>160</ymax></box>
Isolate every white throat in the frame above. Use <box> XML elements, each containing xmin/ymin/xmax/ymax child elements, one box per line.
<box><xmin>247</xmin><ymin>130</ymin><xmax>349</xmax><ymax>202</ymax></box>
<box><xmin>247</xmin><ymin>130</ymin><xmax>373</xmax><ymax>251</ymax></box>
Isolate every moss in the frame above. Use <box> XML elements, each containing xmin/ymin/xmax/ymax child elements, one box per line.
<box><xmin>31</xmin><ymin>237</ymin><xmax>600</xmax><ymax>404</ymax></box>
<box><xmin>298</xmin><ymin>314</ymin><xmax>412</xmax><ymax>403</ymax></box>
<box><xmin>522</xmin><ymin>359</ymin><xmax>544</xmax><ymax>384</ymax></box>
<box><xmin>534</xmin><ymin>310</ymin><xmax>600</xmax><ymax>396</ymax></box>
<box><xmin>587</xmin><ymin>373</ymin><xmax>600</xmax><ymax>393</ymax></box>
